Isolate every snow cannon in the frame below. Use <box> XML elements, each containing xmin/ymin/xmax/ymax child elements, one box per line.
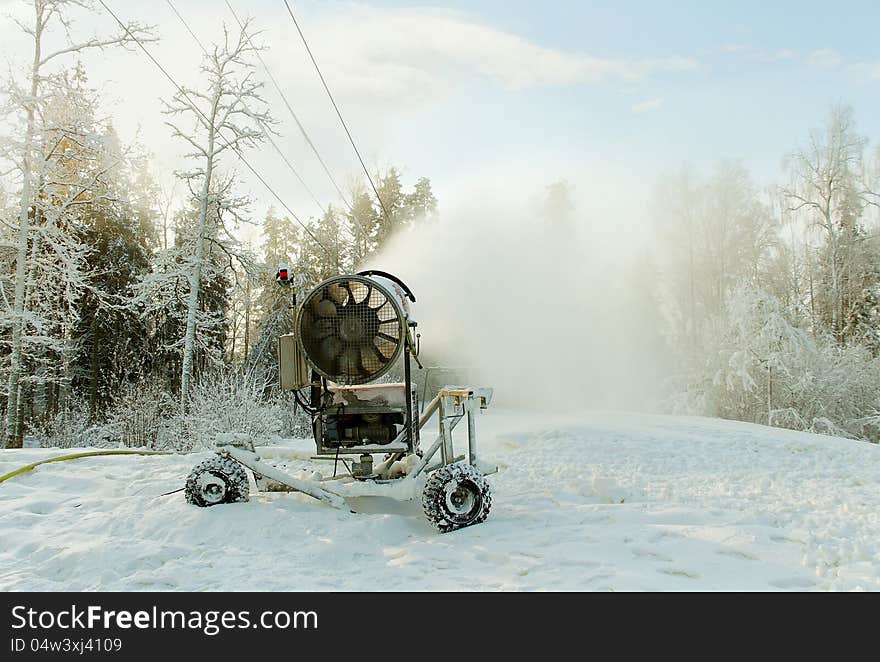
<box><xmin>184</xmin><ymin>269</ymin><xmax>497</xmax><ymax>533</ymax></box>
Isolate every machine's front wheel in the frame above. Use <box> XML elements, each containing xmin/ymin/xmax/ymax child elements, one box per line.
<box><xmin>185</xmin><ymin>455</ymin><xmax>250</xmax><ymax>507</ymax></box>
<box><xmin>422</xmin><ymin>462</ymin><xmax>491</xmax><ymax>533</ymax></box>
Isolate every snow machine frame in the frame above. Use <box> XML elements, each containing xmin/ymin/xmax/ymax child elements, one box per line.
<box><xmin>184</xmin><ymin>270</ymin><xmax>496</xmax><ymax>533</ymax></box>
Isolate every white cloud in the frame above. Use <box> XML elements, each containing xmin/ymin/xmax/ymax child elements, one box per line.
<box><xmin>270</xmin><ymin>6</ymin><xmax>699</xmax><ymax>99</ymax></box>
<box><xmin>849</xmin><ymin>61</ymin><xmax>880</xmax><ymax>81</ymax></box>
<box><xmin>721</xmin><ymin>44</ymin><xmax>846</xmax><ymax>68</ymax></box>
<box><xmin>632</xmin><ymin>98</ymin><xmax>663</xmax><ymax>113</ymax></box>
<box><xmin>720</xmin><ymin>44</ymin><xmax>796</xmax><ymax>62</ymax></box>
<box><xmin>805</xmin><ymin>48</ymin><xmax>843</xmax><ymax>68</ymax></box>
<box><xmin>752</xmin><ymin>48</ymin><xmax>797</xmax><ymax>63</ymax></box>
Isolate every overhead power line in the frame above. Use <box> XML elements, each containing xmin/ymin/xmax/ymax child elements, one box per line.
<box><xmin>96</xmin><ymin>0</ymin><xmax>332</xmax><ymax>257</ymax></box>
<box><xmin>164</xmin><ymin>0</ymin><xmax>206</xmax><ymax>53</ymax></box>
<box><xmin>262</xmin><ymin>130</ymin><xmax>326</xmax><ymax>216</ymax></box>
<box><xmin>281</xmin><ymin>0</ymin><xmax>393</xmax><ymax>225</ymax></box>
<box><xmin>226</xmin><ymin>0</ymin><xmax>351</xmax><ymax>212</ymax></box>
<box><xmin>166</xmin><ymin>0</ymin><xmax>327</xmax><ymax>218</ymax></box>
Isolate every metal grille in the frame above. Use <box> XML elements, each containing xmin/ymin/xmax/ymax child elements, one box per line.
<box><xmin>296</xmin><ymin>276</ymin><xmax>405</xmax><ymax>385</ymax></box>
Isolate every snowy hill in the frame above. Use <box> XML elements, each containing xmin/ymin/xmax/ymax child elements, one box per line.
<box><xmin>1</xmin><ymin>410</ymin><xmax>878</xmax><ymax>591</ymax></box>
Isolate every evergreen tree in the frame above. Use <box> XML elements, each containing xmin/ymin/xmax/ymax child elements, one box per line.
<box><xmin>404</xmin><ymin>176</ymin><xmax>438</xmax><ymax>224</ymax></box>
<box><xmin>245</xmin><ymin>208</ymin><xmax>301</xmax><ymax>380</ymax></box>
<box><xmin>70</xmin><ymin>158</ymin><xmax>155</xmax><ymax>419</ymax></box>
<box><xmin>346</xmin><ymin>185</ymin><xmax>379</xmax><ymax>268</ymax></box>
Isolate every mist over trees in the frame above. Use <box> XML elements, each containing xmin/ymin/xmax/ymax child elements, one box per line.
<box><xmin>659</xmin><ymin>105</ymin><xmax>880</xmax><ymax>441</ymax></box>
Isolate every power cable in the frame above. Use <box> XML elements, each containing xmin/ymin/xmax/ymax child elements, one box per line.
<box><xmin>227</xmin><ymin>0</ymin><xmax>351</xmax><ymax>212</ymax></box>
<box><xmin>97</xmin><ymin>0</ymin><xmax>331</xmax><ymax>257</ymax></box>
<box><xmin>281</xmin><ymin>0</ymin><xmax>393</xmax><ymax>225</ymax></box>
<box><xmin>167</xmin><ymin>0</ymin><xmax>327</xmax><ymax>218</ymax></box>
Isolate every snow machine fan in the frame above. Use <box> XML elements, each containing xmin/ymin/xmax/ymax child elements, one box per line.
<box><xmin>295</xmin><ymin>275</ymin><xmax>407</xmax><ymax>385</ymax></box>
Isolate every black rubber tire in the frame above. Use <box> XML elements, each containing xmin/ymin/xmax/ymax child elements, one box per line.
<box><xmin>422</xmin><ymin>462</ymin><xmax>491</xmax><ymax>533</ymax></box>
<box><xmin>185</xmin><ymin>455</ymin><xmax>250</xmax><ymax>507</ymax></box>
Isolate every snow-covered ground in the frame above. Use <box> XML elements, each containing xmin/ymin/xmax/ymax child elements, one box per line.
<box><xmin>1</xmin><ymin>409</ymin><xmax>879</xmax><ymax>591</ymax></box>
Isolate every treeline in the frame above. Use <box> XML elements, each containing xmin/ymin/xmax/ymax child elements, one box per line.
<box><xmin>0</xmin><ymin>3</ymin><xmax>436</xmax><ymax>449</ymax></box>
<box><xmin>656</xmin><ymin>105</ymin><xmax>880</xmax><ymax>441</ymax></box>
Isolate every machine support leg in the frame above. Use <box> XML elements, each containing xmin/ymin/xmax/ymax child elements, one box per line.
<box><xmin>403</xmin><ymin>344</ymin><xmax>414</xmax><ymax>452</ymax></box>
<box><xmin>467</xmin><ymin>404</ymin><xmax>477</xmax><ymax>466</ymax></box>
<box><xmin>438</xmin><ymin>398</ymin><xmax>448</xmax><ymax>465</ymax></box>
<box><xmin>409</xmin><ymin>413</ymin><xmax>464</xmax><ymax>478</ymax></box>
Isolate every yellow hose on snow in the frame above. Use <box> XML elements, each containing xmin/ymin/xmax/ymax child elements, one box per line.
<box><xmin>0</xmin><ymin>449</ymin><xmax>172</xmax><ymax>486</ymax></box>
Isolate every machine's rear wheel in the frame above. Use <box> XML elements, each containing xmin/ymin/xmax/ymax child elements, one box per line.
<box><xmin>422</xmin><ymin>462</ymin><xmax>491</xmax><ymax>533</ymax></box>
<box><xmin>185</xmin><ymin>455</ymin><xmax>250</xmax><ymax>507</ymax></box>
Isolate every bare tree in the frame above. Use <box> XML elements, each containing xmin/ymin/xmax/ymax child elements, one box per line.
<box><xmin>782</xmin><ymin>105</ymin><xmax>879</xmax><ymax>342</ymax></box>
<box><xmin>162</xmin><ymin>20</ymin><xmax>270</xmax><ymax>413</ymax></box>
<box><xmin>2</xmin><ymin>1</ymin><xmax>154</xmax><ymax>447</ymax></box>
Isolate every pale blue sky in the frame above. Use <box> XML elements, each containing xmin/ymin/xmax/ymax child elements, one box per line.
<box><xmin>365</xmin><ymin>1</ymin><xmax>880</xmax><ymax>168</ymax></box>
<box><xmin>291</xmin><ymin>0</ymin><xmax>880</xmax><ymax>216</ymax></box>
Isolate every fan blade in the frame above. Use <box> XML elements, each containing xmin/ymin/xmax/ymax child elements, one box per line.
<box><xmin>340</xmin><ymin>279</ymin><xmax>359</xmax><ymax>306</ymax></box>
<box><xmin>326</xmin><ymin>283</ymin><xmax>348</xmax><ymax>306</ymax></box>
<box><xmin>372</xmin><ymin>345</ymin><xmax>390</xmax><ymax>364</ymax></box>
<box><xmin>377</xmin><ymin>331</ymin><xmax>399</xmax><ymax>344</ymax></box>
<box><xmin>368</xmin><ymin>295</ymin><xmax>390</xmax><ymax>312</ymax></box>
<box><xmin>349</xmin><ymin>279</ymin><xmax>371</xmax><ymax>305</ymax></box>
<box><xmin>357</xmin><ymin>348</ymin><xmax>376</xmax><ymax>375</ymax></box>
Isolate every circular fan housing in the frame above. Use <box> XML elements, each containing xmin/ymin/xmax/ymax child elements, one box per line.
<box><xmin>296</xmin><ymin>275</ymin><xmax>407</xmax><ymax>385</ymax></box>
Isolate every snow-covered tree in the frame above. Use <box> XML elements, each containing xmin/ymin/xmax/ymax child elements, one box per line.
<box><xmin>404</xmin><ymin>176</ymin><xmax>438</xmax><ymax>223</ymax></box>
<box><xmin>1</xmin><ymin>0</ymin><xmax>154</xmax><ymax>448</ymax></box>
<box><xmin>346</xmin><ymin>184</ymin><xmax>379</xmax><ymax>268</ymax></box>
<box><xmin>782</xmin><ymin>105</ymin><xmax>880</xmax><ymax>345</ymax></box>
<box><xmin>674</xmin><ymin>285</ymin><xmax>880</xmax><ymax>440</ymax></box>
<box><xmin>374</xmin><ymin>167</ymin><xmax>404</xmax><ymax>247</ymax></box>
<box><xmin>301</xmin><ymin>205</ymin><xmax>346</xmax><ymax>283</ymax></box>
<box><xmin>161</xmin><ymin>20</ymin><xmax>270</xmax><ymax>413</ymax></box>
<box><xmin>243</xmin><ymin>208</ymin><xmax>301</xmax><ymax>380</ymax></box>
<box><xmin>135</xmin><ymin>177</ymin><xmax>248</xmax><ymax>399</ymax></box>
<box><xmin>2</xmin><ymin>68</ymin><xmax>126</xmax><ymax>443</ymax></box>
<box><xmin>69</xmin><ymin>142</ymin><xmax>157</xmax><ymax>419</ymax></box>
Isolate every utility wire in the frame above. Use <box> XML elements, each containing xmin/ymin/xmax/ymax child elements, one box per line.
<box><xmin>97</xmin><ymin>0</ymin><xmax>332</xmax><ymax>257</ymax></box>
<box><xmin>262</xmin><ymin>130</ymin><xmax>326</xmax><ymax>216</ymax></box>
<box><xmin>167</xmin><ymin>0</ymin><xmax>327</xmax><ymax>218</ymax></box>
<box><xmin>164</xmin><ymin>0</ymin><xmax>206</xmax><ymax>52</ymax></box>
<box><xmin>227</xmin><ymin>0</ymin><xmax>351</xmax><ymax>212</ymax></box>
<box><xmin>282</xmin><ymin>0</ymin><xmax>393</xmax><ymax>225</ymax></box>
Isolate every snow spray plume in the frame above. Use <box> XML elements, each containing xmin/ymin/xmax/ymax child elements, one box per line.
<box><xmin>364</xmin><ymin>191</ymin><xmax>672</xmax><ymax>411</ymax></box>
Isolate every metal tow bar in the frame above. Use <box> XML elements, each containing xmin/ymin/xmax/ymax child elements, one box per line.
<box><xmin>219</xmin><ymin>446</ymin><xmax>348</xmax><ymax>510</ymax></box>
